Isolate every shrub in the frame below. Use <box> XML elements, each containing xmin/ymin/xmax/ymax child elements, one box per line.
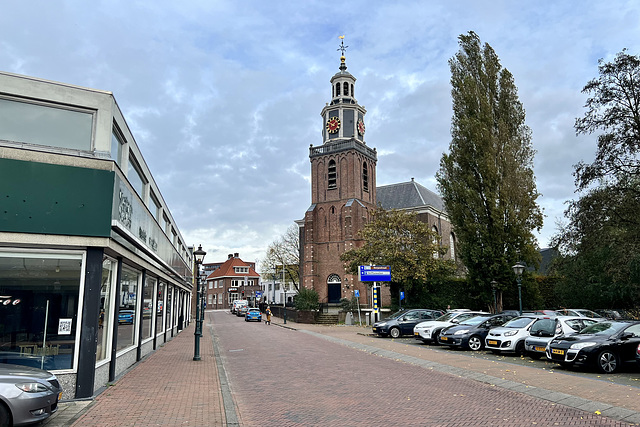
<box><xmin>294</xmin><ymin>287</ymin><xmax>319</xmax><ymax>311</ymax></box>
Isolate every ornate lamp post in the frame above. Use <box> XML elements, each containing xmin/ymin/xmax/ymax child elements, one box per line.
<box><xmin>193</xmin><ymin>244</ymin><xmax>206</xmax><ymax>361</ymax></box>
<box><xmin>490</xmin><ymin>280</ymin><xmax>498</xmax><ymax>314</ymax></box>
<box><xmin>282</xmin><ymin>263</ymin><xmax>287</xmax><ymax>325</ymax></box>
<box><xmin>512</xmin><ymin>263</ymin><xmax>525</xmax><ymax>315</ymax></box>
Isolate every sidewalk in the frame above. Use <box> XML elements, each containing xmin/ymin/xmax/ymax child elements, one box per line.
<box><xmin>45</xmin><ymin>315</ymin><xmax>227</xmax><ymax>426</ymax></box>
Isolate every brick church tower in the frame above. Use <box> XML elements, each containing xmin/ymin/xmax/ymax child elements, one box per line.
<box><xmin>298</xmin><ymin>39</ymin><xmax>379</xmax><ymax>305</ymax></box>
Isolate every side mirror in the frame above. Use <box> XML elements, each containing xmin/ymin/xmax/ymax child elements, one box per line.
<box><xmin>620</xmin><ymin>332</ymin><xmax>634</xmax><ymax>340</ymax></box>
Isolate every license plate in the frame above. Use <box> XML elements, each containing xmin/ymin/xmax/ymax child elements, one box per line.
<box><xmin>535</xmin><ymin>346</ymin><xmax>545</xmax><ymax>352</ymax></box>
<box><xmin>58</xmin><ymin>391</ymin><xmax>63</xmax><ymax>401</ymax></box>
<box><xmin>487</xmin><ymin>340</ymin><xmax>498</xmax><ymax>346</ymax></box>
<box><xmin>414</xmin><ymin>332</ymin><xmax>419</xmax><ymax>336</ymax></box>
<box><xmin>440</xmin><ymin>336</ymin><xmax>448</xmax><ymax>341</ymax></box>
<box><xmin>552</xmin><ymin>348</ymin><xmax>565</xmax><ymax>355</ymax></box>
<box><xmin>373</xmin><ymin>328</ymin><xmax>378</xmax><ymax>332</ymax></box>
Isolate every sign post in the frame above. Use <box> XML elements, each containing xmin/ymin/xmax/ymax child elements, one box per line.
<box><xmin>354</xmin><ymin>290</ymin><xmax>362</xmax><ymax>326</ymax></box>
<box><xmin>359</xmin><ymin>266</ymin><xmax>391</xmax><ymax>323</ymax></box>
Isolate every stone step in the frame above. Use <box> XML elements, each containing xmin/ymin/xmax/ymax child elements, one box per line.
<box><xmin>316</xmin><ymin>314</ymin><xmax>339</xmax><ymax>324</ymax></box>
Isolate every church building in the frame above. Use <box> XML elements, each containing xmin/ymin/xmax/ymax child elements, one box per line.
<box><xmin>298</xmin><ymin>40</ymin><xmax>454</xmax><ymax>310</ymax></box>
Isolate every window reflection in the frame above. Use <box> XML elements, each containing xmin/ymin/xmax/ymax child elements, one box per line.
<box><xmin>97</xmin><ymin>257</ymin><xmax>115</xmax><ymax>362</ymax></box>
<box><xmin>156</xmin><ymin>282</ymin><xmax>165</xmax><ymax>336</ymax></box>
<box><xmin>116</xmin><ymin>265</ymin><xmax>139</xmax><ymax>352</ymax></box>
<box><xmin>0</xmin><ymin>252</ymin><xmax>82</xmax><ymax>371</ymax></box>
<box><xmin>165</xmin><ymin>286</ymin><xmax>173</xmax><ymax>331</ymax></box>
<box><xmin>142</xmin><ymin>276</ymin><xmax>155</xmax><ymax>340</ymax></box>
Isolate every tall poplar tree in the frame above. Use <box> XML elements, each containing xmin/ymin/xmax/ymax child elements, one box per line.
<box><xmin>436</xmin><ymin>31</ymin><xmax>543</xmax><ymax>304</ymax></box>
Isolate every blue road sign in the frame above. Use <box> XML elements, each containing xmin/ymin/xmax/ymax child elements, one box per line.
<box><xmin>354</xmin><ymin>290</ymin><xmax>360</xmax><ymax>298</ymax></box>
<box><xmin>400</xmin><ymin>291</ymin><xmax>405</xmax><ymax>301</ymax></box>
<box><xmin>358</xmin><ymin>265</ymin><xmax>391</xmax><ymax>282</ymax></box>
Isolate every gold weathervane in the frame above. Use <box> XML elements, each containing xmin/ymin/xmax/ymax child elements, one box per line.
<box><xmin>337</xmin><ymin>35</ymin><xmax>348</xmax><ymax>56</ymax></box>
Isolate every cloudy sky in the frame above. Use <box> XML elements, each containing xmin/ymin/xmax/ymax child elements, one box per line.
<box><xmin>3</xmin><ymin>1</ymin><xmax>640</xmax><ymax>266</ymax></box>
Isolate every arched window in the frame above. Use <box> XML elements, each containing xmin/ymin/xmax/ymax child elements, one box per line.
<box><xmin>432</xmin><ymin>226</ymin><xmax>439</xmax><ymax>259</ymax></box>
<box><xmin>327</xmin><ymin>274</ymin><xmax>341</xmax><ymax>284</ymax></box>
<box><xmin>335</xmin><ymin>83</ymin><xmax>341</xmax><ymax>96</ymax></box>
<box><xmin>449</xmin><ymin>233</ymin><xmax>456</xmax><ymax>260</ymax></box>
<box><xmin>362</xmin><ymin>162</ymin><xmax>369</xmax><ymax>192</ymax></box>
<box><xmin>328</xmin><ymin>160</ymin><xmax>337</xmax><ymax>189</ymax></box>
<box><xmin>351</xmin><ymin>84</ymin><xmax>354</xmax><ymax>98</ymax></box>
<box><xmin>343</xmin><ymin>82</ymin><xmax>349</xmax><ymax>96</ymax></box>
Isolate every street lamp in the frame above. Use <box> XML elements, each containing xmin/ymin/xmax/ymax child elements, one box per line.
<box><xmin>282</xmin><ymin>263</ymin><xmax>287</xmax><ymax>325</ymax></box>
<box><xmin>512</xmin><ymin>263</ymin><xmax>525</xmax><ymax>315</ymax></box>
<box><xmin>193</xmin><ymin>244</ymin><xmax>206</xmax><ymax>361</ymax></box>
<box><xmin>490</xmin><ymin>280</ymin><xmax>498</xmax><ymax>314</ymax></box>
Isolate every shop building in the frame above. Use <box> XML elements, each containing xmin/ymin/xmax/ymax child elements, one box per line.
<box><xmin>205</xmin><ymin>253</ymin><xmax>260</xmax><ymax>309</ymax></box>
<box><xmin>0</xmin><ymin>71</ymin><xmax>193</xmax><ymax>399</ymax></box>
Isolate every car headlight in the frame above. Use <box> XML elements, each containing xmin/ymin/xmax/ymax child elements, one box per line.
<box><xmin>454</xmin><ymin>329</ymin><xmax>469</xmax><ymax>335</ymax></box>
<box><xmin>16</xmin><ymin>382</ymin><xmax>50</xmax><ymax>393</ymax></box>
<box><xmin>504</xmin><ymin>330</ymin><xmax>518</xmax><ymax>337</ymax></box>
<box><xmin>376</xmin><ymin>322</ymin><xmax>387</xmax><ymax>327</ymax></box>
<box><xmin>570</xmin><ymin>342</ymin><xmax>597</xmax><ymax>350</ymax></box>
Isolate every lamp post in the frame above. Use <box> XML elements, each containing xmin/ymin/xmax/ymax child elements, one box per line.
<box><xmin>282</xmin><ymin>263</ymin><xmax>287</xmax><ymax>324</ymax></box>
<box><xmin>193</xmin><ymin>244</ymin><xmax>206</xmax><ymax>361</ymax></box>
<box><xmin>490</xmin><ymin>281</ymin><xmax>498</xmax><ymax>314</ymax></box>
<box><xmin>512</xmin><ymin>263</ymin><xmax>525</xmax><ymax>315</ymax></box>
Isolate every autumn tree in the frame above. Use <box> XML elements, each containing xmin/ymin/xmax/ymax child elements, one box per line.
<box><xmin>340</xmin><ymin>209</ymin><xmax>456</xmax><ymax>304</ymax></box>
<box><xmin>551</xmin><ymin>49</ymin><xmax>640</xmax><ymax>308</ymax></box>
<box><xmin>436</xmin><ymin>31</ymin><xmax>543</xmax><ymax>306</ymax></box>
<box><xmin>260</xmin><ymin>224</ymin><xmax>300</xmax><ymax>291</ymax></box>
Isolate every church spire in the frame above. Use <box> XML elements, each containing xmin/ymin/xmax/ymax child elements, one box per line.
<box><xmin>338</xmin><ymin>35</ymin><xmax>348</xmax><ymax>72</ymax></box>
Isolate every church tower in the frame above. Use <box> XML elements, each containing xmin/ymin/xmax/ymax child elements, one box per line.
<box><xmin>299</xmin><ymin>38</ymin><xmax>378</xmax><ymax>305</ymax></box>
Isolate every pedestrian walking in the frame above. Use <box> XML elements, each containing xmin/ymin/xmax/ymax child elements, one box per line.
<box><xmin>265</xmin><ymin>306</ymin><xmax>272</xmax><ymax>325</ymax></box>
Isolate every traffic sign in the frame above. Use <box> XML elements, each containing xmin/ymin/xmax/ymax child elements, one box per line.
<box><xmin>358</xmin><ymin>265</ymin><xmax>391</xmax><ymax>282</ymax></box>
<box><xmin>354</xmin><ymin>290</ymin><xmax>360</xmax><ymax>298</ymax></box>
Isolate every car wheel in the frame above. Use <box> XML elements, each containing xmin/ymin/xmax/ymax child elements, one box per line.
<box><xmin>515</xmin><ymin>341</ymin><xmax>525</xmax><ymax>356</ymax></box>
<box><xmin>0</xmin><ymin>403</ymin><xmax>10</xmax><ymax>427</ymax></box>
<box><xmin>431</xmin><ymin>329</ymin><xmax>442</xmax><ymax>345</ymax></box>
<box><xmin>468</xmin><ymin>335</ymin><xmax>483</xmax><ymax>351</ymax></box>
<box><xmin>389</xmin><ymin>327</ymin><xmax>401</xmax><ymax>339</ymax></box>
<box><xmin>597</xmin><ymin>350</ymin><xmax>619</xmax><ymax>374</ymax></box>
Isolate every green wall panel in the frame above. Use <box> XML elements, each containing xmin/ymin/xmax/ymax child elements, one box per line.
<box><xmin>0</xmin><ymin>158</ymin><xmax>114</xmax><ymax>237</ymax></box>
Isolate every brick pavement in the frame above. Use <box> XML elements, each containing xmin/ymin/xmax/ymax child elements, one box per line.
<box><xmin>69</xmin><ymin>319</ymin><xmax>226</xmax><ymax>426</ymax></box>
<box><xmin>43</xmin><ymin>311</ymin><xmax>640</xmax><ymax>426</ymax></box>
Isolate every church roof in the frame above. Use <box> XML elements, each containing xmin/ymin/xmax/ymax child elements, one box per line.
<box><xmin>376</xmin><ymin>178</ymin><xmax>445</xmax><ymax>212</ymax></box>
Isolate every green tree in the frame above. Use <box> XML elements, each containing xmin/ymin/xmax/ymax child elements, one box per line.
<box><xmin>436</xmin><ymin>31</ymin><xmax>543</xmax><ymax>307</ymax></box>
<box><xmin>551</xmin><ymin>49</ymin><xmax>640</xmax><ymax>308</ymax></box>
<box><xmin>340</xmin><ymin>209</ymin><xmax>456</xmax><ymax>305</ymax></box>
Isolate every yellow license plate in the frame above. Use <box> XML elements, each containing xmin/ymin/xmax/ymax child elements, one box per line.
<box><xmin>487</xmin><ymin>340</ymin><xmax>498</xmax><ymax>346</ymax></box>
<box><xmin>440</xmin><ymin>336</ymin><xmax>448</xmax><ymax>341</ymax></box>
<box><xmin>414</xmin><ymin>332</ymin><xmax>419</xmax><ymax>336</ymax></box>
<box><xmin>535</xmin><ymin>346</ymin><xmax>545</xmax><ymax>352</ymax></box>
<box><xmin>552</xmin><ymin>348</ymin><xmax>565</xmax><ymax>355</ymax></box>
<box><xmin>58</xmin><ymin>391</ymin><xmax>63</xmax><ymax>401</ymax></box>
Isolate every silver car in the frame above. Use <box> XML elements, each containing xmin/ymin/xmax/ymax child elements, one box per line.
<box><xmin>524</xmin><ymin>316</ymin><xmax>600</xmax><ymax>359</ymax></box>
<box><xmin>0</xmin><ymin>363</ymin><xmax>62</xmax><ymax>426</ymax></box>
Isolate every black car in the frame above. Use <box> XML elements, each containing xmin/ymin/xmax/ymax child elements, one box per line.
<box><xmin>546</xmin><ymin>320</ymin><xmax>640</xmax><ymax>373</ymax></box>
<box><xmin>438</xmin><ymin>313</ymin><xmax>516</xmax><ymax>351</ymax></box>
<box><xmin>636</xmin><ymin>342</ymin><xmax>640</xmax><ymax>368</ymax></box>
<box><xmin>372</xmin><ymin>309</ymin><xmax>444</xmax><ymax>338</ymax></box>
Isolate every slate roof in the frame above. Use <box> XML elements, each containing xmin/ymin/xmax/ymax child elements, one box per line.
<box><xmin>376</xmin><ymin>179</ymin><xmax>445</xmax><ymax>212</ymax></box>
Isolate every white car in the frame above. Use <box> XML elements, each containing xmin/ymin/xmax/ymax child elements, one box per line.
<box><xmin>524</xmin><ymin>316</ymin><xmax>600</xmax><ymax>359</ymax></box>
<box><xmin>485</xmin><ymin>315</ymin><xmax>541</xmax><ymax>355</ymax></box>
<box><xmin>553</xmin><ymin>308</ymin><xmax>606</xmax><ymax>321</ymax></box>
<box><xmin>413</xmin><ymin>311</ymin><xmax>488</xmax><ymax>344</ymax></box>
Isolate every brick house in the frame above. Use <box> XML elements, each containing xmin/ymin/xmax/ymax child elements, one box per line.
<box><xmin>204</xmin><ymin>253</ymin><xmax>261</xmax><ymax>309</ymax></box>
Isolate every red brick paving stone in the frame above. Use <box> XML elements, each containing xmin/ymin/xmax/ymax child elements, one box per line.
<box><xmin>71</xmin><ymin>319</ymin><xmax>225</xmax><ymax>427</ymax></box>
<box><xmin>214</xmin><ymin>312</ymin><xmax>637</xmax><ymax>427</ymax></box>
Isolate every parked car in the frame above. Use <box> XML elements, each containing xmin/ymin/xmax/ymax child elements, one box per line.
<box><xmin>524</xmin><ymin>316</ymin><xmax>600</xmax><ymax>359</ymax></box>
<box><xmin>485</xmin><ymin>315</ymin><xmax>541</xmax><ymax>355</ymax></box>
<box><xmin>372</xmin><ymin>309</ymin><xmax>444</xmax><ymax>338</ymax></box>
<box><xmin>231</xmin><ymin>300</ymin><xmax>248</xmax><ymax>314</ymax></box>
<box><xmin>245</xmin><ymin>308</ymin><xmax>262</xmax><ymax>322</ymax></box>
<box><xmin>636</xmin><ymin>342</ymin><xmax>640</xmax><ymax>369</ymax></box>
<box><xmin>595</xmin><ymin>309</ymin><xmax>624</xmax><ymax>320</ymax></box>
<box><xmin>554</xmin><ymin>309</ymin><xmax>606</xmax><ymax>321</ymax></box>
<box><xmin>546</xmin><ymin>320</ymin><xmax>640</xmax><ymax>373</ymax></box>
<box><xmin>0</xmin><ymin>363</ymin><xmax>63</xmax><ymax>426</ymax></box>
<box><xmin>118</xmin><ymin>310</ymin><xmax>135</xmax><ymax>324</ymax></box>
<box><xmin>438</xmin><ymin>313</ymin><xmax>517</xmax><ymax>351</ymax></box>
<box><xmin>236</xmin><ymin>305</ymin><xmax>249</xmax><ymax>317</ymax></box>
<box><xmin>413</xmin><ymin>310</ymin><xmax>488</xmax><ymax>344</ymax></box>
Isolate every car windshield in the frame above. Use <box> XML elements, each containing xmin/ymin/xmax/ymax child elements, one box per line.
<box><xmin>386</xmin><ymin>309</ymin><xmax>409</xmax><ymax>319</ymax></box>
<box><xmin>578</xmin><ymin>321</ymin><xmax>626</xmax><ymax>336</ymax></box>
<box><xmin>503</xmin><ymin>316</ymin><xmax>535</xmax><ymax>328</ymax></box>
<box><xmin>248</xmin><ymin>309</ymin><xmax>259</xmax><ymax>312</ymax></box>
<box><xmin>459</xmin><ymin>315</ymin><xmax>491</xmax><ymax>326</ymax></box>
<box><xmin>435</xmin><ymin>312</ymin><xmax>463</xmax><ymax>322</ymax></box>
<box><xmin>575</xmin><ymin>309</ymin><xmax>601</xmax><ymax>318</ymax></box>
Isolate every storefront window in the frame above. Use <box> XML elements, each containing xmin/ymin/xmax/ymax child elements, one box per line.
<box><xmin>142</xmin><ymin>276</ymin><xmax>155</xmax><ymax>341</ymax></box>
<box><xmin>116</xmin><ymin>265</ymin><xmax>140</xmax><ymax>352</ymax></box>
<box><xmin>97</xmin><ymin>257</ymin><xmax>115</xmax><ymax>362</ymax></box>
<box><xmin>156</xmin><ymin>282</ymin><xmax>165</xmax><ymax>336</ymax></box>
<box><xmin>165</xmin><ymin>286</ymin><xmax>173</xmax><ymax>331</ymax></box>
<box><xmin>0</xmin><ymin>251</ymin><xmax>83</xmax><ymax>371</ymax></box>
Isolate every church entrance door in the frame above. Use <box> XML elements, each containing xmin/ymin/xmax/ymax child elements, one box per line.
<box><xmin>328</xmin><ymin>284</ymin><xmax>341</xmax><ymax>303</ymax></box>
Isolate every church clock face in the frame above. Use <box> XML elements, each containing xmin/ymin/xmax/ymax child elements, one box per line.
<box><xmin>326</xmin><ymin>117</ymin><xmax>341</xmax><ymax>134</ymax></box>
<box><xmin>357</xmin><ymin>119</ymin><xmax>365</xmax><ymax>135</ymax></box>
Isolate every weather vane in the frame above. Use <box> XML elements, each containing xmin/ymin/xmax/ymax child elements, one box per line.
<box><xmin>337</xmin><ymin>35</ymin><xmax>348</xmax><ymax>56</ymax></box>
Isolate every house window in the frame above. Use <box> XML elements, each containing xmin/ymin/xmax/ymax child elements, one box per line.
<box><xmin>328</xmin><ymin>160</ymin><xmax>337</xmax><ymax>189</ymax></box>
<box><xmin>111</xmin><ymin>129</ymin><xmax>124</xmax><ymax>166</ymax></box>
<box><xmin>128</xmin><ymin>155</ymin><xmax>146</xmax><ymax>199</ymax></box>
<box><xmin>432</xmin><ymin>226</ymin><xmax>439</xmax><ymax>259</ymax></box>
<box><xmin>450</xmin><ymin>233</ymin><xmax>456</xmax><ymax>260</ymax></box>
<box><xmin>363</xmin><ymin>162</ymin><xmax>369</xmax><ymax>192</ymax></box>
